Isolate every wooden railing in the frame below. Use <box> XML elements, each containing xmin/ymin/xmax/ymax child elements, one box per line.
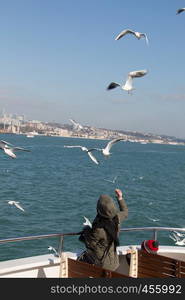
<box><xmin>67</xmin><ymin>258</ymin><xmax>129</xmax><ymax>278</ymax></box>
<box><xmin>137</xmin><ymin>250</ymin><xmax>185</xmax><ymax>278</ymax></box>
<box><xmin>67</xmin><ymin>252</ymin><xmax>185</xmax><ymax>278</ymax></box>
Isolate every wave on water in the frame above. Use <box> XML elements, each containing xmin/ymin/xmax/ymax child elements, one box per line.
<box><xmin>0</xmin><ymin>134</ymin><xmax>185</xmax><ymax>261</ymax></box>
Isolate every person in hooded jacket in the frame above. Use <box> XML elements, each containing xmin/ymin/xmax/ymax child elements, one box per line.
<box><xmin>77</xmin><ymin>188</ymin><xmax>128</xmax><ymax>271</ymax></box>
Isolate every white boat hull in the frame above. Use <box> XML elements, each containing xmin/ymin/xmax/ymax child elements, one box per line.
<box><xmin>0</xmin><ymin>245</ymin><xmax>185</xmax><ymax>278</ymax></box>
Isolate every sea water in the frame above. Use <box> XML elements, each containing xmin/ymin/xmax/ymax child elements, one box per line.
<box><xmin>0</xmin><ymin>134</ymin><xmax>185</xmax><ymax>261</ymax></box>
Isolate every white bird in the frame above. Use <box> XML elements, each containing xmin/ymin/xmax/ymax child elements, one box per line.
<box><xmin>107</xmin><ymin>69</ymin><xmax>148</xmax><ymax>94</ymax></box>
<box><xmin>104</xmin><ymin>176</ymin><xmax>118</xmax><ymax>184</ymax></box>
<box><xmin>175</xmin><ymin>239</ymin><xmax>185</xmax><ymax>246</ymax></box>
<box><xmin>115</xmin><ymin>29</ymin><xmax>149</xmax><ymax>45</ymax></box>
<box><xmin>83</xmin><ymin>216</ymin><xmax>92</xmax><ymax>228</ymax></box>
<box><xmin>169</xmin><ymin>232</ymin><xmax>185</xmax><ymax>246</ymax></box>
<box><xmin>7</xmin><ymin>201</ymin><xmax>25</xmax><ymax>212</ymax></box>
<box><xmin>171</xmin><ymin>231</ymin><xmax>185</xmax><ymax>238</ymax></box>
<box><xmin>176</xmin><ymin>8</ymin><xmax>185</xmax><ymax>14</ymax></box>
<box><xmin>64</xmin><ymin>145</ymin><xmax>99</xmax><ymax>165</ymax></box>
<box><xmin>48</xmin><ymin>246</ymin><xmax>59</xmax><ymax>257</ymax></box>
<box><xmin>146</xmin><ymin>216</ymin><xmax>160</xmax><ymax>222</ymax></box>
<box><xmin>169</xmin><ymin>233</ymin><xmax>178</xmax><ymax>242</ymax></box>
<box><xmin>93</xmin><ymin>138</ymin><xmax>125</xmax><ymax>157</ymax></box>
<box><xmin>69</xmin><ymin>119</ymin><xmax>83</xmax><ymax>131</ymax></box>
<box><xmin>0</xmin><ymin>140</ymin><xmax>31</xmax><ymax>159</ymax></box>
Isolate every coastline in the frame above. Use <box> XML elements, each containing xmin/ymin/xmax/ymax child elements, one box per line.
<box><xmin>0</xmin><ymin>131</ymin><xmax>184</xmax><ymax>146</ymax></box>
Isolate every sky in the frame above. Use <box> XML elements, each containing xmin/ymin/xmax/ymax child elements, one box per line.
<box><xmin>0</xmin><ymin>0</ymin><xmax>185</xmax><ymax>138</ymax></box>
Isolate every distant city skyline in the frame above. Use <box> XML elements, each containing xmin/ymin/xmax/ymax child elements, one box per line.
<box><xmin>0</xmin><ymin>1</ymin><xmax>185</xmax><ymax>138</ymax></box>
<box><xmin>0</xmin><ymin>108</ymin><xmax>184</xmax><ymax>141</ymax></box>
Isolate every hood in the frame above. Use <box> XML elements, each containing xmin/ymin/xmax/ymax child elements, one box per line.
<box><xmin>97</xmin><ymin>194</ymin><xmax>117</xmax><ymax>219</ymax></box>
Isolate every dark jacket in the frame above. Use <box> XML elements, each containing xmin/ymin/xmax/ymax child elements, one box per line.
<box><xmin>78</xmin><ymin>194</ymin><xmax>128</xmax><ymax>271</ymax></box>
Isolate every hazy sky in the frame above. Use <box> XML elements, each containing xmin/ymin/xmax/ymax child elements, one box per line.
<box><xmin>0</xmin><ymin>0</ymin><xmax>185</xmax><ymax>138</ymax></box>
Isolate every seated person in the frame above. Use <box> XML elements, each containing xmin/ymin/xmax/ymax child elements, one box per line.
<box><xmin>141</xmin><ymin>239</ymin><xmax>159</xmax><ymax>254</ymax></box>
<box><xmin>126</xmin><ymin>239</ymin><xmax>159</xmax><ymax>266</ymax></box>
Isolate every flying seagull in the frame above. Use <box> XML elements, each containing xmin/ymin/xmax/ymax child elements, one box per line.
<box><xmin>176</xmin><ymin>8</ymin><xmax>185</xmax><ymax>14</ymax></box>
<box><xmin>48</xmin><ymin>246</ymin><xmax>59</xmax><ymax>257</ymax></box>
<box><xmin>107</xmin><ymin>70</ymin><xmax>148</xmax><ymax>94</ymax></box>
<box><xmin>83</xmin><ymin>216</ymin><xmax>92</xmax><ymax>228</ymax></box>
<box><xmin>169</xmin><ymin>232</ymin><xmax>185</xmax><ymax>246</ymax></box>
<box><xmin>146</xmin><ymin>216</ymin><xmax>160</xmax><ymax>222</ymax></box>
<box><xmin>0</xmin><ymin>140</ymin><xmax>31</xmax><ymax>159</ymax></box>
<box><xmin>7</xmin><ymin>201</ymin><xmax>25</xmax><ymax>212</ymax></box>
<box><xmin>115</xmin><ymin>29</ymin><xmax>149</xmax><ymax>45</ymax></box>
<box><xmin>69</xmin><ymin>119</ymin><xmax>83</xmax><ymax>131</ymax></box>
<box><xmin>93</xmin><ymin>138</ymin><xmax>125</xmax><ymax>157</ymax></box>
<box><xmin>104</xmin><ymin>176</ymin><xmax>118</xmax><ymax>184</ymax></box>
<box><xmin>64</xmin><ymin>145</ymin><xmax>99</xmax><ymax>165</ymax></box>
<box><xmin>171</xmin><ymin>231</ymin><xmax>185</xmax><ymax>238</ymax></box>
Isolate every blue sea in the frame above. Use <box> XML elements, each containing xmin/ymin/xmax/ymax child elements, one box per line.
<box><xmin>0</xmin><ymin>134</ymin><xmax>185</xmax><ymax>262</ymax></box>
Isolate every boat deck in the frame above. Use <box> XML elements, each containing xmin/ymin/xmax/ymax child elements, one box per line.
<box><xmin>0</xmin><ymin>245</ymin><xmax>185</xmax><ymax>278</ymax></box>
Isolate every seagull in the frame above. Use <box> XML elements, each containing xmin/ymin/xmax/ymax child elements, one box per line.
<box><xmin>64</xmin><ymin>145</ymin><xmax>99</xmax><ymax>165</ymax></box>
<box><xmin>169</xmin><ymin>232</ymin><xmax>185</xmax><ymax>246</ymax></box>
<box><xmin>69</xmin><ymin>119</ymin><xmax>83</xmax><ymax>131</ymax></box>
<box><xmin>171</xmin><ymin>231</ymin><xmax>185</xmax><ymax>238</ymax></box>
<box><xmin>175</xmin><ymin>239</ymin><xmax>185</xmax><ymax>246</ymax></box>
<box><xmin>176</xmin><ymin>8</ymin><xmax>185</xmax><ymax>14</ymax></box>
<box><xmin>115</xmin><ymin>29</ymin><xmax>149</xmax><ymax>45</ymax></box>
<box><xmin>48</xmin><ymin>246</ymin><xmax>59</xmax><ymax>257</ymax></box>
<box><xmin>83</xmin><ymin>216</ymin><xmax>92</xmax><ymax>228</ymax></box>
<box><xmin>104</xmin><ymin>176</ymin><xmax>118</xmax><ymax>184</ymax></box>
<box><xmin>93</xmin><ymin>137</ymin><xmax>125</xmax><ymax>157</ymax></box>
<box><xmin>107</xmin><ymin>70</ymin><xmax>148</xmax><ymax>94</ymax></box>
<box><xmin>0</xmin><ymin>140</ymin><xmax>31</xmax><ymax>159</ymax></box>
<box><xmin>146</xmin><ymin>216</ymin><xmax>160</xmax><ymax>222</ymax></box>
<box><xmin>7</xmin><ymin>201</ymin><xmax>25</xmax><ymax>212</ymax></box>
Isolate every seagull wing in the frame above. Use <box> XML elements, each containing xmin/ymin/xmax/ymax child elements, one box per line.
<box><xmin>83</xmin><ymin>216</ymin><xmax>92</xmax><ymax>228</ymax></box>
<box><xmin>145</xmin><ymin>35</ymin><xmax>149</xmax><ymax>45</ymax></box>
<box><xmin>104</xmin><ymin>179</ymin><xmax>113</xmax><ymax>183</ymax></box>
<box><xmin>0</xmin><ymin>140</ymin><xmax>13</xmax><ymax>149</ymax></box>
<box><xmin>107</xmin><ymin>82</ymin><xmax>120</xmax><ymax>90</ymax></box>
<box><xmin>129</xmin><ymin>70</ymin><xmax>148</xmax><ymax>78</ymax></box>
<box><xmin>4</xmin><ymin>148</ymin><xmax>16</xmax><ymax>158</ymax></box>
<box><xmin>104</xmin><ymin>138</ymin><xmax>124</xmax><ymax>152</ymax></box>
<box><xmin>13</xmin><ymin>147</ymin><xmax>31</xmax><ymax>152</ymax></box>
<box><xmin>115</xmin><ymin>29</ymin><xmax>135</xmax><ymax>40</ymax></box>
<box><xmin>8</xmin><ymin>201</ymin><xmax>14</xmax><ymax>205</ymax></box>
<box><xmin>173</xmin><ymin>230</ymin><xmax>185</xmax><ymax>237</ymax></box>
<box><xmin>141</xmin><ymin>33</ymin><xmax>149</xmax><ymax>45</ymax></box>
<box><xmin>177</xmin><ymin>8</ymin><xmax>185</xmax><ymax>14</ymax></box>
<box><xmin>69</xmin><ymin>119</ymin><xmax>78</xmax><ymax>126</ymax></box>
<box><xmin>113</xmin><ymin>176</ymin><xmax>118</xmax><ymax>183</ymax></box>
<box><xmin>14</xmin><ymin>202</ymin><xmax>25</xmax><ymax>212</ymax></box>
<box><xmin>87</xmin><ymin>151</ymin><xmax>99</xmax><ymax>165</ymax></box>
<box><xmin>0</xmin><ymin>140</ymin><xmax>13</xmax><ymax>145</ymax></box>
<box><xmin>64</xmin><ymin>145</ymin><xmax>79</xmax><ymax>148</ymax></box>
<box><xmin>123</xmin><ymin>75</ymin><xmax>133</xmax><ymax>91</ymax></box>
<box><xmin>169</xmin><ymin>234</ymin><xmax>177</xmax><ymax>242</ymax></box>
<box><xmin>64</xmin><ymin>145</ymin><xmax>86</xmax><ymax>150</ymax></box>
<box><xmin>0</xmin><ymin>141</ymin><xmax>5</xmax><ymax>149</ymax></box>
<box><xmin>69</xmin><ymin>119</ymin><xmax>83</xmax><ymax>129</ymax></box>
<box><xmin>171</xmin><ymin>232</ymin><xmax>181</xmax><ymax>242</ymax></box>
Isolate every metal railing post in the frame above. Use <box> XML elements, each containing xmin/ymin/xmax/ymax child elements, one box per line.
<box><xmin>153</xmin><ymin>229</ymin><xmax>158</xmax><ymax>240</ymax></box>
<box><xmin>58</xmin><ymin>235</ymin><xmax>64</xmax><ymax>257</ymax></box>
